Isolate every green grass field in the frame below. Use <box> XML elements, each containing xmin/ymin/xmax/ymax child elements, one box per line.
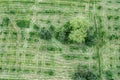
<box><xmin>0</xmin><ymin>0</ymin><xmax>120</xmax><ymax>80</ymax></box>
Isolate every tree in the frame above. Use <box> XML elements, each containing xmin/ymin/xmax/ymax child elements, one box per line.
<box><xmin>56</xmin><ymin>17</ymin><xmax>90</xmax><ymax>43</ymax></box>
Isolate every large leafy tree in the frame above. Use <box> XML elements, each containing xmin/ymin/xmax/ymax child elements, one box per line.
<box><xmin>56</xmin><ymin>17</ymin><xmax>90</xmax><ymax>43</ymax></box>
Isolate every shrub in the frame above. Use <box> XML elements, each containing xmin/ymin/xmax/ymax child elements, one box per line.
<box><xmin>69</xmin><ymin>45</ymin><xmax>79</xmax><ymax>51</ymax></box>
<box><xmin>16</xmin><ymin>20</ymin><xmax>30</xmax><ymax>28</ymax></box>
<box><xmin>39</xmin><ymin>27</ymin><xmax>52</xmax><ymax>40</ymax></box>
<box><xmin>56</xmin><ymin>17</ymin><xmax>90</xmax><ymax>43</ymax></box>
<box><xmin>85</xmin><ymin>26</ymin><xmax>96</xmax><ymax>46</ymax></box>
<box><xmin>72</xmin><ymin>66</ymin><xmax>98</xmax><ymax>80</ymax></box>
<box><xmin>33</xmin><ymin>24</ymin><xmax>39</xmax><ymax>30</ymax></box>
<box><xmin>97</xmin><ymin>6</ymin><xmax>102</xmax><ymax>10</ymax></box>
<box><xmin>49</xmin><ymin>25</ymin><xmax>55</xmax><ymax>37</ymax></box>
<box><xmin>114</xmin><ymin>16</ymin><xmax>119</xmax><ymax>20</ymax></box>
<box><xmin>109</xmin><ymin>34</ymin><xmax>119</xmax><ymax>40</ymax></box>
<box><xmin>86</xmin><ymin>71</ymin><xmax>97</xmax><ymax>80</ymax></box>
<box><xmin>55</xmin><ymin>30</ymin><xmax>69</xmax><ymax>43</ymax></box>
<box><xmin>107</xmin><ymin>15</ymin><xmax>113</xmax><ymax>20</ymax></box>
<box><xmin>72</xmin><ymin>68</ymin><xmax>97</xmax><ymax>80</ymax></box>
<box><xmin>47</xmin><ymin>45</ymin><xmax>62</xmax><ymax>51</ymax></box>
<box><xmin>105</xmin><ymin>70</ymin><xmax>113</xmax><ymax>80</ymax></box>
<box><xmin>84</xmin><ymin>56</ymin><xmax>89</xmax><ymax>60</ymax></box>
<box><xmin>85</xmin><ymin>16</ymin><xmax>106</xmax><ymax>47</ymax></box>
<box><xmin>62</xmin><ymin>54</ymin><xmax>81</xmax><ymax>60</ymax></box>
<box><xmin>44</xmin><ymin>69</ymin><xmax>54</xmax><ymax>76</ymax></box>
<box><xmin>1</xmin><ymin>17</ymin><xmax>10</xmax><ymax>26</ymax></box>
<box><xmin>39</xmin><ymin>45</ymin><xmax>62</xmax><ymax>51</ymax></box>
<box><xmin>49</xmin><ymin>25</ymin><xmax>55</xmax><ymax>33</ymax></box>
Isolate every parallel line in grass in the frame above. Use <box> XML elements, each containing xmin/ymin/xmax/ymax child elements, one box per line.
<box><xmin>37</xmin><ymin>11</ymin><xmax>79</xmax><ymax>15</ymax></box>
<box><xmin>0</xmin><ymin>10</ymin><xmax>81</xmax><ymax>15</ymax></box>
<box><xmin>0</xmin><ymin>78</ymin><xmax>25</xmax><ymax>80</ymax></box>
<box><xmin>0</xmin><ymin>1</ymin><xmax>35</xmax><ymax>4</ymax></box>
<box><xmin>38</xmin><ymin>2</ymin><xmax>86</xmax><ymax>8</ymax></box>
<box><xmin>0</xmin><ymin>66</ymin><xmax>76</xmax><ymax>70</ymax></box>
<box><xmin>2</xmin><ymin>67</ymin><xmax>42</xmax><ymax>72</ymax></box>
<box><xmin>39</xmin><ymin>0</ymin><xmax>100</xmax><ymax>5</ymax></box>
<box><xmin>0</xmin><ymin>43</ymin><xmax>47</xmax><ymax>45</ymax></box>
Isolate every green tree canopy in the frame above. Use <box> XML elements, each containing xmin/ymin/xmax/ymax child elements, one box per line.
<box><xmin>56</xmin><ymin>17</ymin><xmax>90</xmax><ymax>43</ymax></box>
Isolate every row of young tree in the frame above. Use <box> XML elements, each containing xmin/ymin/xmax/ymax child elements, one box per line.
<box><xmin>39</xmin><ymin>16</ymin><xmax>106</xmax><ymax>47</ymax></box>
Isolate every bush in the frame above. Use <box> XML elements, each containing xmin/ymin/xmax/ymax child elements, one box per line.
<box><xmin>56</xmin><ymin>17</ymin><xmax>90</xmax><ymax>43</ymax></box>
<box><xmin>105</xmin><ymin>70</ymin><xmax>113</xmax><ymax>80</ymax></box>
<box><xmin>72</xmin><ymin>70</ymin><xmax>97</xmax><ymax>80</ymax></box>
<box><xmin>39</xmin><ymin>45</ymin><xmax>62</xmax><ymax>51</ymax></box>
<box><xmin>85</xmin><ymin>26</ymin><xmax>96</xmax><ymax>46</ymax></box>
<box><xmin>85</xmin><ymin>16</ymin><xmax>106</xmax><ymax>47</ymax></box>
<box><xmin>72</xmin><ymin>65</ymin><xmax>97</xmax><ymax>80</ymax></box>
<box><xmin>16</xmin><ymin>20</ymin><xmax>30</xmax><ymax>28</ymax></box>
<box><xmin>55</xmin><ymin>30</ymin><xmax>69</xmax><ymax>43</ymax></box>
<box><xmin>49</xmin><ymin>25</ymin><xmax>55</xmax><ymax>37</ymax></box>
<box><xmin>62</xmin><ymin>54</ymin><xmax>80</xmax><ymax>60</ymax></box>
<box><xmin>33</xmin><ymin>24</ymin><xmax>39</xmax><ymax>30</ymax></box>
<box><xmin>44</xmin><ymin>69</ymin><xmax>54</xmax><ymax>76</ymax></box>
<box><xmin>39</xmin><ymin>27</ymin><xmax>52</xmax><ymax>40</ymax></box>
<box><xmin>49</xmin><ymin>25</ymin><xmax>55</xmax><ymax>33</ymax></box>
<box><xmin>97</xmin><ymin>6</ymin><xmax>102</xmax><ymax>10</ymax></box>
<box><xmin>1</xmin><ymin>17</ymin><xmax>10</xmax><ymax>26</ymax></box>
<box><xmin>69</xmin><ymin>45</ymin><xmax>79</xmax><ymax>51</ymax></box>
